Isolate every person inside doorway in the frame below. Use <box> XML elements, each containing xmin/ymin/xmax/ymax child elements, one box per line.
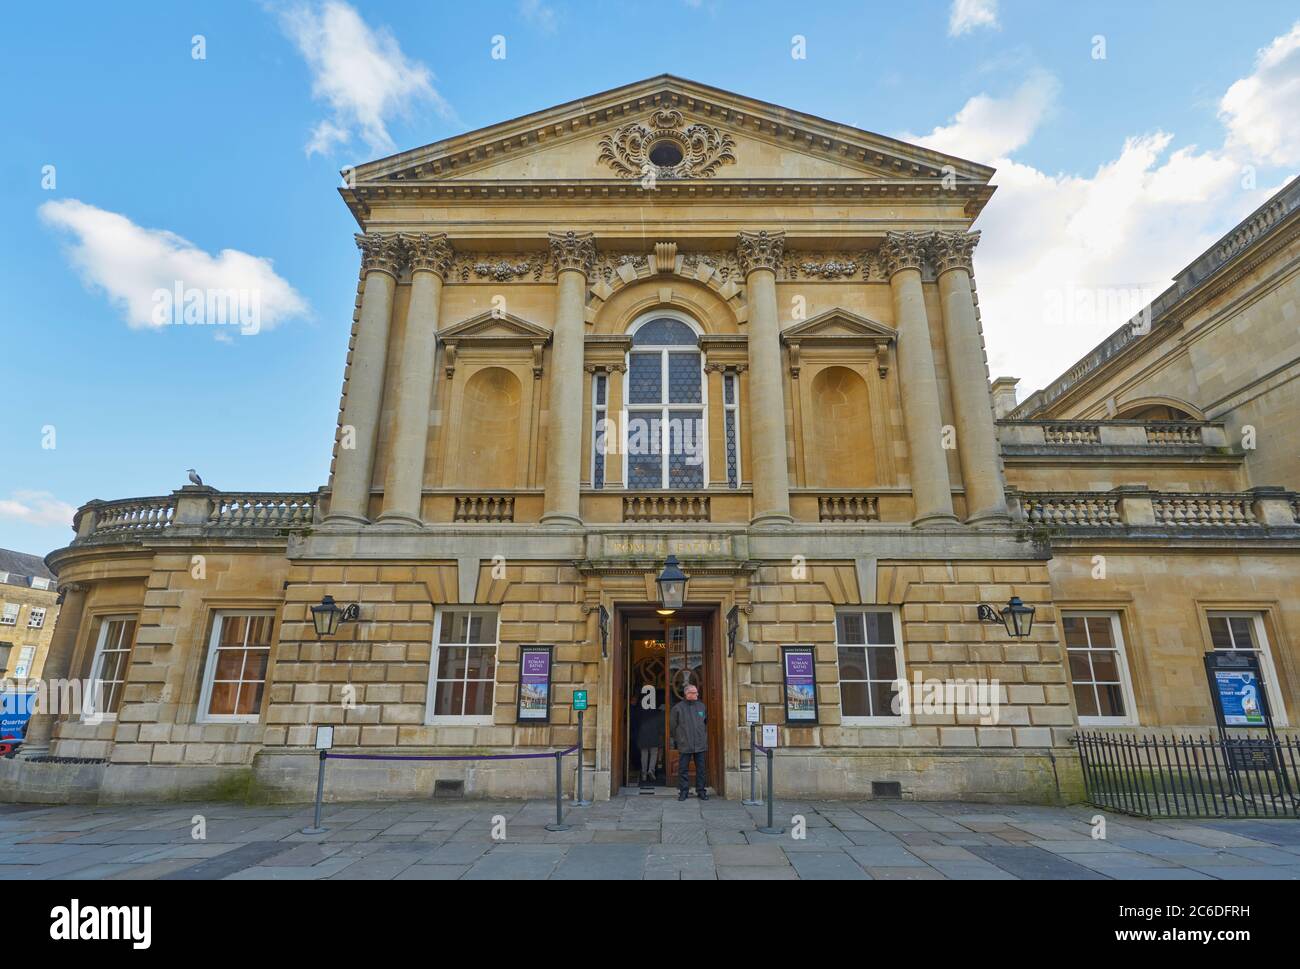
<box><xmin>637</xmin><ymin>687</ymin><xmax>664</xmax><ymax>784</ymax></box>
<box><xmin>670</xmin><ymin>683</ymin><xmax>708</xmax><ymax>800</ymax></box>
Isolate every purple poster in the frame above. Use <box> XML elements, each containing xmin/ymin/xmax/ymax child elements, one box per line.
<box><xmin>518</xmin><ymin>647</ymin><xmax>552</xmax><ymax>721</ymax></box>
<box><xmin>783</xmin><ymin>648</ymin><xmax>818</xmax><ymax>722</ymax></box>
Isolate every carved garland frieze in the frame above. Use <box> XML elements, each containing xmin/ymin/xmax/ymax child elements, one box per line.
<box><xmin>597</xmin><ymin>109</ymin><xmax>737</xmax><ymax>180</ymax></box>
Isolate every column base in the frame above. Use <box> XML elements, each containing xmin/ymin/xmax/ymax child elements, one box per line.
<box><xmin>322</xmin><ymin>512</ymin><xmax>370</xmax><ymax>526</ymax></box>
<box><xmin>374</xmin><ymin>511</ymin><xmax>424</xmax><ymax>529</ymax></box>
<box><xmin>18</xmin><ymin>744</ymin><xmax>50</xmax><ymax>761</ymax></box>
<box><xmin>912</xmin><ymin>512</ymin><xmax>960</xmax><ymax>528</ymax></box>
<box><xmin>750</xmin><ymin>512</ymin><xmax>794</xmax><ymax>528</ymax></box>
<box><xmin>965</xmin><ymin>509</ymin><xmax>1013</xmax><ymax>528</ymax></box>
<box><xmin>540</xmin><ymin>512</ymin><xmax>583</xmax><ymax>527</ymax></box>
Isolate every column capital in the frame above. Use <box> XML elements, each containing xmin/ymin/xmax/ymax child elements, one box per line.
<box><xmin>354</xmin><ymin>232</ymin><xmax>405</xmax><ymax>278</ymax></box>
<box><xmin>548</xmin><ymin>230</ymin><xmax>596</xmax><ymax>275</ymax></box>
<box><xmin>879</xmin><ymin>230</ymin><xmax>928</xmax><ymax>278</ymax></box>
<box><xmin>929</xmin><ymin>230</ymin><xmax>980</xmax><ymax>276</ymax></box>
<box><xmin>736</xmin><ymin>229</ymin><xmax>786</xmax><ymax>275</ymax></box>
<box><xmin>401</xmin><ymin>232</ymin><xmax>454</xmax><ymax>278</ymax></box>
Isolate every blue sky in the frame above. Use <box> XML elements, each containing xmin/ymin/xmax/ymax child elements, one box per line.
<box><xmin>2</xmin><ymin>1</ymin><xmax>1298</xmax><ymax>558</ymax></box>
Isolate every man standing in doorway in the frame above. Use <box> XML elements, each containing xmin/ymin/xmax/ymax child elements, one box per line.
<box><xmin>670</xmin><ymin>683</ymin><xmax>709</xmax><ymax>801</ymax></box>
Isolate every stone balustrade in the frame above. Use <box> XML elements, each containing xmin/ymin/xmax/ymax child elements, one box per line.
<box><xmin>817</xmin><ymin>495</ymin><xmax>881</xmax><ymax>522</ymax></box>
<box><xmin>622</xmin><ymin>494</ymin><xmax>711</xmax><ymax>522</ymax></box>
<box><xmin>72</xmin><ymin>488</ymin><xmax>319</xmax><ymax>544</ymax></box>
<box><xmin>997</xmin><ymin>419</ymin><xmax>1229</xmax><ymax>450</ymax></box>
<box><xmin>1013</xmin><ymin>486</ymin><xmax>1300</xmax><ymax>530</ymax></box>
<box><xmin>454</xmin><ymin>495</ymin><xmax>516</xmax><ymax>523</ymax></box>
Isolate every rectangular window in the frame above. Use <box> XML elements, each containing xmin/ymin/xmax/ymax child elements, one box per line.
<box><xmin>623</xmin><ymin>346</ymin><xmax>708</xmax><ymax>490</ymax></box>
<box><xmin>723</xmin><ymin>371</ymin><xmax>740</xmax><ymax>489</ymax></box>
<box><xmin>87</xmin><ymin>617</ymin><xmax>138</xmax><ymax>717</ymax></box>
<box><xmin>1208</xmin><ymin>612</ymin><xmax>1288</xmax><ymax>725</ymax></box>
<box><xmin>199</xmin><ymin>612</ymin><xmax>274</xmax><ymax>722</ymax></box>
<box><xmin>13</xmin><ymin>646</ymin><xmax>36</xmax><ymax>678</ymax></box>
<box><xmin>1063</xmin><ymin>612</ymin><xmax>1136</xmax><ymax>725</ymax></box>
<box><xmin>836</xmin><ymin>609</ymin><xmax>905</xmax><ymax>724</ymax></box>
<box><xmin>0</xmin><ymin>603</ymin><xmax>17</xmax><ymax>626</ymax></box>
<box><xmin>427</xmin><ymin>608</ymin><xmax>499</xmax><ymax>724</ymax></box>
<box><xmin>591</xmin><ymin>372</ymin><xmax>608</xmax><ymax>489</ymax></box>
<box><xmin>28</xmin><ymin>607</ymin><xmax>46</xmax><ymax>629</ymax></box>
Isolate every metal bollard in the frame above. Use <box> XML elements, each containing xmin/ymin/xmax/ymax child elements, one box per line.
<box><xmin>300</xmin><ymin>750</ymin><xmax>328</xmax><ymax>835</ymax></box>
<box><xmin>575</xmin><ymin>710</ymin><xmax>591</xmax><ymax>807</ymax></box>
<box><xmin>742</xmin><ymin>724</ymin><xmax>761</xmax><ymax>806</ymax></box>
<box><xmin>755</xmin><ymin>748</ymin><xmax>784</xmax><ymax>835</ymax></box>
<box><xmin>545</xmin><ymin>749</ymin><xmax>571</xmax><ymax>831</ymax></box>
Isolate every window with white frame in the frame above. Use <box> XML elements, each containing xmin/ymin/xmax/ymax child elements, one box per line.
<box><xmin>426</xmin><ymin>608</ymin><xmax>499</xmax><ymax>723</ymax></box>
<box><xmin>836</xmin><ymin>609</ymin><xmax>905</xmax><ymax>723</ymax></box>
<box><xmin>723</xmin><ymin>370</ymin><xmax>741</xmax><ymax>488</ymax></box>
<box><xmin>28</xmin><ymin>607</ymin><xmax>46</xmax><ymax>629</ymax></box>
<box><xmin>0</xmin><ymin>603</ymin><xmax>17</xmax><ymax>626</ymax></box>
<box><xmin>13</xmin><ymin>646</ymin><xmax>36</xmax><ymax>678</ymax></box>
<box><xmin>624</xmin><ymin>315</ymin><xmax>707</xmax><ymax>490</ymax></box>
<box><xmin>1207</xmin><ymin>612</ymin><xmax>1288</xmax><ymax>725</ymax></box>
<box><xmin>87</xmin><ymin>617</ymin><xmax>138</xmax><ymax>717</ymax></box>
<box><xmin>1063</xmin><ymin>612</ymin><xmax>1137</xmax><ymax>725</ymax></box>
<box><xmin>199</xmin><ymin>612</ymin><xmax>274</xmax><ymax>721</ymax></box>
<box><xmin>592</xmin><ymin>371</ymin><xmax>609</xmax><ymax>488</ymax></box>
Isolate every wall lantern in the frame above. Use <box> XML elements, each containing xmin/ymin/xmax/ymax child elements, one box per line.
<box><xmin>977</xmin><ymin>596</ymin><xmax>1035</xmax><ymax>639</ymax></box>
<box><xmin>655</xmin><ymin>555</ymin><xmax>688</xmax><ymax>615</ymax></box>
<box><xmin>311</xmin><ymin>595</ymin><xmax>360</xmax><ymax>637</ymax></box>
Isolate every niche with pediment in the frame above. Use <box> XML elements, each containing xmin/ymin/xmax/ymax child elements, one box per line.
<box><xmin>783</xmin><ymin>308</ymin><xmax>899</xmax><ymax>489</ymax></box>
<box><xmin>432</xmin><ymin>311</ymin><xmax>551</xmax><ymax>490</ymax></box>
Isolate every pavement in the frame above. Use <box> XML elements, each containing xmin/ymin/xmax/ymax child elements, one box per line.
<box><xmin>3</xmin><ymin>794</ymin><xmax>1300</xmax><ymax>880</ymax></box>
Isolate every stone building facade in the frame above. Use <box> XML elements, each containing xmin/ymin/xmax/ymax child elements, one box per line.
<box><xmin>9</xmin><ymin>77</ymin><xmax>1299</xmax><ymax>805</ymax></box>
<box><xmin>0</xmin><ymin>548</ymin><xmax>59</xmax><ymax>686</ymax></box>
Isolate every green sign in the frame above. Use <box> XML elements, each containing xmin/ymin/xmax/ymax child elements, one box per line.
<box><xmin>573</xmin><ymin>689</ymin><xmax>588</xmax><ymax>711</ymax></box>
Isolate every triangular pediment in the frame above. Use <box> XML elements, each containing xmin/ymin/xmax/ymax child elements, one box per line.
<box><xmin>781</xmin><ymin>308</ymin><xmax>896</xmax><ymax>344</ymax></box>
<box><xmin>438</xmin><ymin>311</ymin><xmax>551</xmax><ymax>344</ymax></box>
<box><xmin>347</xmin><ymin>75</ymin><xmax>993</xmax><ymax>188</ymax></box>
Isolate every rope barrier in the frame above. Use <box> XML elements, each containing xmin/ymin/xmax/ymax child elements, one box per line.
<box><xmin>325</xmin><ymin>745</ymin><xmax>579</xmax><ymax>763</ymax></box>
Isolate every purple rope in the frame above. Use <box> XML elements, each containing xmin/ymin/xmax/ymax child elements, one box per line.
<box><xmin>753</xmin><ymin>744</ymin><xmax>771</xmax><ymax>754</ymax></box>
<box><xmin>325</xmin><ymin>744</ymin><xmax>579</xmax><ymax>763</ymax></box>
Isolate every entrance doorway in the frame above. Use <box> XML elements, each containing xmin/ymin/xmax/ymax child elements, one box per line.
<box><xmin>616</xmin><ymin>607</ymin><xmax>721</xmax><ymax>793</ymax></box>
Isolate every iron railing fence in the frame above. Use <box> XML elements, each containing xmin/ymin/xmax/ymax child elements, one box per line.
<box><xmin>1073</xmin><ymin>731</ymin><xmax>1300</xmax><ymax>819</ymax></box>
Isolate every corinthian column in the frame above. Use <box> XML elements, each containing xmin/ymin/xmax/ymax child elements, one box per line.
<box><xmin>931</xmin><ymin>231</ymin><xmax>1010</xmax><ymax>525</ymax></box>
<box><xmin>542</xmin><ymin>231</ymin><xmax>595</xmax><ymax>526</ymax></box>
<box><xmin>21</xmin><ymin>583</ymin><xmax>87</xmax><ymax>758</ymax></box>
<box><xmin>327</xmin><ymin>232</ymin><xmax>403</xmax><ymax>524</ymax></box>
<box><xmin>738</xmin><ymin>230</ymin><xmax>793</xmax><ymax>526</ymax></box>
<box><xmin>377</xmin><ymin>233</ymin><xmax>453</xmax><ymax>526</ymax></box>
<box><xmin>880</xmin><ymin>231</ymin><xmax>957</xmax><ymax>526</ymax></box>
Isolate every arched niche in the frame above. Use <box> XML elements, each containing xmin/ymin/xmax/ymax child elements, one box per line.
<box><xmin>455</xmin><ymin>366</ymin><xmax>523</xmax><ymax>487</ymax></box>
<box><xmin>808</xmin><ymin>366</ymin><xmax>875</xmax><ymax>487</ymax></box>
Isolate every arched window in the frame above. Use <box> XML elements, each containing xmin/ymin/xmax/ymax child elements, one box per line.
<box><xmin>625</xmin><ymin>314</ymin><xmax>707</xmax><ymax>490</ymax></box>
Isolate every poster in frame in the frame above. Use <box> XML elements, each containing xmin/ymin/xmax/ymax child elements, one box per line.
<box><xmin>781</xmin><ymin>645</ymin><xmax>819</xmax><ymax>724</ymax></box>
<box><xmin>517</xmin><ymin>645</ymin><xmax>554</xmax><ymax>723</ymax></box>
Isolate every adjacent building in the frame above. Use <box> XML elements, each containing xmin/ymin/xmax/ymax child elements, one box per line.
<box><xmin>7</xmin><ymin>77</ymin><xmax>1298</xmax><ymax>805</ymax></box>
<box><xmin>0</xmin><ymin>548</ymin><xmax>59</xmax><ymax>686</ymax></box>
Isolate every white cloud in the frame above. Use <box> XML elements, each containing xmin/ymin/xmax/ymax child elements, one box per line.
<box><xmin>519</xmin><ymin>0</ymin><xmax>558</xmax><ymax>32</ymax></box>
<box><xmin>903</xmin><ymin>71</ymin><xmax>1057</xmax><ymax>163</ymax></box>
<box><xmin>949</xmin><ymin>0</ymin><xmax>998</xmax><ymax>37</ymax></box>
<box><xmin>0</xmin><ymin>491</ymin><xmax>78</xmax><ymax>528</ymax></box>
<box><xmin>900</xmin><ymin>23</ymin><xmax>1300</xmax><ymax>399</ymax></box>
<box><xmin>280</xmin><ymin>1</ymin><xmax>453</xmax><ymax>157</ymax></box>
<box><xmin>1220</xmin><ymin>22</ymin><xmax>1300</xmax><ymax>166</ymax></box>
<box><xmin>39</xmin><ymin>199</ymin><xmax>308</xmax><ymax>332</ymax></box>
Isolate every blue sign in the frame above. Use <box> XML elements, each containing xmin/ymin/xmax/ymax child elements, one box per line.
<box><xmin>1213</xmin><ymin>670</ymin><xmax>1265</xmax><ymax>726</ymax></box>
<box><xmin>0</xmin><ymin>690</ymin><xmax>37</xmax><ymax>741</ymax></box>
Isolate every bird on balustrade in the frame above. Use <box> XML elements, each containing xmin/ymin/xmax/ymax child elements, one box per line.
<box><xmin>187</xmin><ymin>469</ymin><xmax>204</xmax><ymax>487</ymax></box>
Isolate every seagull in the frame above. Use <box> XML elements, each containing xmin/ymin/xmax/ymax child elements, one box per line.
<box><xmin>187</xmin><ymin>469</ymin><xmax>204</xmax><ymax>486</ymax></box>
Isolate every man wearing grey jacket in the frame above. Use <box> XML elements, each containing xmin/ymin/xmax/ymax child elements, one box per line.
<box><xmin>669</xmin><ymin>683</ymin><xmax>709</xmax><ymax>800</ymax></box>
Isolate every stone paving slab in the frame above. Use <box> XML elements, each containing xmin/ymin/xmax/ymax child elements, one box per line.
<box><xmin>2</xmin><ymin>797</ymin><xmax>1299</xmax><ymax>880</ymax></box>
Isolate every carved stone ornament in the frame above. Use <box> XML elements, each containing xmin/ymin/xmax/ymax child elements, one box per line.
<box><xmin>400</xmin><ymin>232</ymin><xmax>454</xmax><ymax>277</ymax></box>
<box><xmin>878</xmin><ymin>230</ymin><xmax>928</xmax><ymax>278</ymax></box>
<box><xmin>589</xmin><ymin>251</ymin><xmax>649</xmax><ymax>285</ymax></box>
<box><xmin>736</xmin><ymin>229</ymin><xmax>786</xmax><ymax>275</ymax></box>
<box><xmin>354</xmin><ymin>232</ymin><xmax>405</xmax><ymax>277</ymax></box>
<box><xmin>928</xmin><ymin>230</ymin><xmax>980</xmax><ymax>276</ymax></box>
<box><xmin>597</xmin><ymin>109</ymin><xmax>737</xmax><ymax>180</ymax></box>
<box><xmin>779</xmin><ymin>251</ymin><xmax>874</xmax><ymax>281</ymax></box>
<box><xmin>681</xmin><ymin>250</ymin><xmax>743</xmax><ymax>283</ymax></box>
<box><xmin>549</xmin><ymin>230</ymin><xmax>597</xmax><ymax>275</ymax></box>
